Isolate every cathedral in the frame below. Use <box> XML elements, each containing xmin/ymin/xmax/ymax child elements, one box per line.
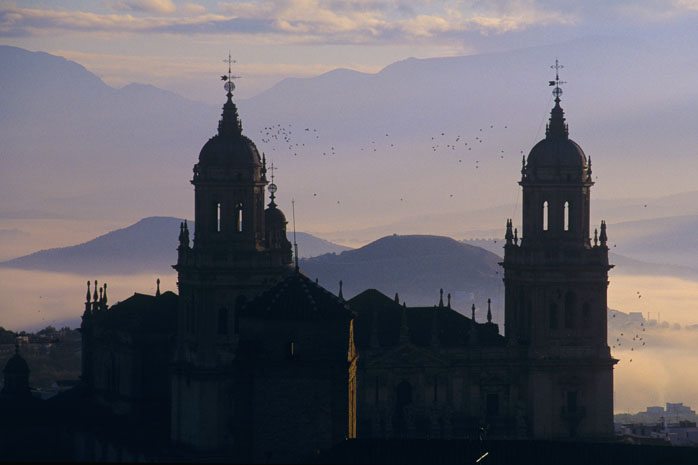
<box><xmin>0</xmin><ymin>63</ymin><xmax>617</xmax><ymax>463</ymax></box>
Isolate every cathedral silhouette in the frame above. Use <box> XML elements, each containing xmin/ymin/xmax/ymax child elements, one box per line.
<box><xmin>0</xmin><ymin>64</ymin><xmax>633</xmax><ymax>464</ymax></box>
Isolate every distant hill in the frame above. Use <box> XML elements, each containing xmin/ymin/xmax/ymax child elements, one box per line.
<box><xmin>463</xmin><ymin>238</ymin><xmax>698</xmax><ymax>280</ymax></box>
<box><xmin>300</xmin><ymin>234</ymin><xmax>504</xmax><ymax>323</ymax></box>
<box><xmin>0</xmin><ymin>217</ymin><xmax>350</xmax><ymax>274</ymax></box>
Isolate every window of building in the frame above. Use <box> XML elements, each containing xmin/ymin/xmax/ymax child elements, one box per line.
<box><xmin>543</xmin><ymin>201</ymin><xmax>549</xmax><ymax>231</ymax></box>
<box><xmin>216</xmin><ymin>202</ymin><xmax>221</xmax><ymax>232</ymax></box>
<box><xmin>564</xmin><ymin>201</ymin><xmax>570</xmax><ymax>231</ymax></box>
<box><xmin>287</xmin><ymin>341</ymin><xmax>296</xmax><ymax>359</ymax></box>
<box><xmin>235</xmin><ymin>203</ymin><xmax>243</xmax><ymax>233</ymax></box>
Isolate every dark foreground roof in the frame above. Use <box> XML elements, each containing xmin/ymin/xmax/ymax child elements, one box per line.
<box><xmin>242</xmin><ymin>272</ymin><xmax>353</xmax><ymax>320</ymax></box>
<box><xmin>319</xmin><ymin>438</ymin><xmax>698</xmax><ymax>465</ymax></box>
<box><xmin>349</xmin><ymin>289</ymin><xmax>504</xmax><ymax>349</ymax></box>
<box><xmin>91</xmin><ymin>291</ymin><xmax>178</xmax><ymax>333</ymax></box>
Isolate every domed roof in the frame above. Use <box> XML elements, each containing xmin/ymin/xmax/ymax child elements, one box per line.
<box><xmin>524</xmin><ymin>99</ymin><xmax>589</xmax><ymax>182</ymax></box>
<box><xmin>198</xmin><ymin>94</ymin><xmax>261</xmax><ymax>167</ymax></box>
<box><xmin>199</xmin><ymin>133</ymin><xmax>261</xmax><ymax>167</ymax></box>
<box><xmin>265</xmin><ymin>204</ymin><xmax>287</xmax><ymax>225</ymax></box>
<box><xmin>4</xmin><ymin>347</ymin><xmax>29</xmax><ymax>375</ymax></box>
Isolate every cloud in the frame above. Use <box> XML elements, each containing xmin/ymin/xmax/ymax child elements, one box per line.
<box><xmin>110</xmin><ymin>0</ymin><xmax>177</xmax><ymax>15</ymax></box>
<box><xmin>0</xmin><ymin>1</ymin><xmax>574</xmax><ymax>42</ymax></box>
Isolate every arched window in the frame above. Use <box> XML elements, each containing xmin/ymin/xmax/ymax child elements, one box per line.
<box><xmin>543</xmin><ymin>201</ymin><xmax>549</xmax><ymax>231</ymax></box>
<box><xmin>235</xmin><ymin>203</ymin><xmax>243</xmax><ymax>233</ymax></box>
<box><xmin>564</xmin><ymin>201</ymin><xmax>570</xmax><ymax>231</ymax></box>
<box><xmin>216</xmin><ymin>202</ymin><xmax>221</xmax><ymax>232</ymax></box>
<box><xmin>217</xmin><ymin>307</ymin><xmax>229</xmax><ymax>335</ymax></box>
<box><xmin>564</xmin><ymin>291</ymin><xmax>576</xmax><ymax>329</ymax></box>
<box><xmin>549</xmin><ymin>303</ymin><xmax>558</xmax><ymax>329</ymax></box>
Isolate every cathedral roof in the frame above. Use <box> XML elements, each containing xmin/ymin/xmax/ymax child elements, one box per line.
<box><xmin>91</xmin><ymin>291</ymin><xmax>177</xmax><ymax>334</ymax></box>
<box><xmin>348</xmin><ymin>289</ymin><xmax>504</xmax><ymax>349</ymax></box>
<box><xmin>265</xmin><ymin>202</ymin><xmax>287</xmax><ymax>225</ymax></box>
<box><xmin>241</xmin><ymin>272</ymin><xmax>354</xmax><ymax>321</ymax></box>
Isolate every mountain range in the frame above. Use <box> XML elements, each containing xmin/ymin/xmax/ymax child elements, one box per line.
<box><xmin>0</xmin><ymin>217</ymin><xmax>350</xmax><ymax>274</ymax></box>
<box><xmin>5</xmin><ymin>41</ymin><xmax>698</xmax><ymax>245</ymax></box>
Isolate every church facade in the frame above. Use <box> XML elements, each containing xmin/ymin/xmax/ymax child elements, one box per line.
<box><xmin>48</xmin><ymin>65</ymin><xmax>616</xmax><ymax>462</ymax></box>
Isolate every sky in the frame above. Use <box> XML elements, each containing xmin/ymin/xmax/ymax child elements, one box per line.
<box><xmin>4</xmin><ymin>0</ymin><xmax>698</xmax><ymax>101</ymax></box>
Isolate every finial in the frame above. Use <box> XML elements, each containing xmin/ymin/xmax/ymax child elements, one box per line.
<box><xmin>103</xmin><ymin>283</ymin><xmax>108</xmax><ymax>306</ymax></box>
<box><xmin>93</xmin><ymin>280</ymin><xmax>98</xmax><ymax>302</ymax></box>
<box><xmin>487</xmin><ymin>298</ymin><xmax>492</xmax><ymax>323</ymax></box>
<box><xmin>394</xmin><ymin>292</ymin><xmax>400</xmax><ymax>304</ymax></box>
<box><xmin>471</xmin><ymin>303</ymin><xmax>476</xmax><ymax>322</ymax></box>
<box><xmin>594</xmin><ymin>228</ymin><xmax>598</xmax><ymax>247</ymax></box>
<box><xmin>315</xmin><ymin>278</ymin><xmax>318</xmax><ymax>284</ymax></box>
<box><xmin>99</xmin><ymin>286</ymin><xmax>103</xmax><ymax>304</ymax></box>
<box><xmin>338</xmin><ymin>280</ymin><xmax>344</xmax><ymax>301</ymax></box>
<box><xmin>600</xmin><ymin>220</ymin><xmax>608</xmax><ymax>246</ymax></box>
<box><xmin>156</xmin><ymin>278</ymin><xmax>161</xmax><ymax>297</ymax></box>
<box><xmin>521</xmin><ymin>155</ymin><xmax>526</xmax><ymax>177</ymax></box>
<box><xmin>447</xmin><ymin>293</ymin><xmax>451</xmax><ymax>309</ymax></box>
<box><xmin>86</xmin><ymin>280</ymin><xmax>91</xmax><ymax>302</ymax></box>
<box><xmin>546</xmin><ymin>58</ymin><xmax>569</xmax><ymax>139</ymax></box>
<box><xmin>505</xmin><ymin>219</ymin><xmax>513</xmax><ymax>245</ymax></box>
<box><xmin>514</xmin><ymin>228</ymin><xmax>519</xmax><ymax>245</ymax></box>
<box><xmin>268</xmin><ymin>162</ymin><xmax>278</xmax><ymax>207</ymax></box>
<box><xmin>292</xmin><ymin>198</ymin><xmax>299</xmax><ymax>271</ymax></box>
<box><xmin>221</xmin><ymin>52</ymin><xmax>239</xmax><ymax>99</ymax></box>
<box><xmin>218</xmin><ymin>53</ymin><xmax>242</xmax><ymax>135</ymax></box>
<box><xmin>439</xmin><ymin>288</ymin><xmax>444</xmax><ymax>307</ymax></box>
<box><xmin>262</xmin><ymin>152</ymin><xmax>267</xmax><ymax>179</ymax></box>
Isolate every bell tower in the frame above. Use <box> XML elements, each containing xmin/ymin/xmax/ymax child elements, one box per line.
<box><xmin>502</xmin><ymin>61</ymin><xmax>616</xmax><ymax>439</ymax></box>
<box><xmin>171</xmin><ymin>55</ymin><xmax>293</xmax><ymax>452</ymax></box>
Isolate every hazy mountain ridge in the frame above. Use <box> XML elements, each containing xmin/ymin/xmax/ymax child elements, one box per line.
<box><xmin>0</xmin><ymin>217</ymin><xmax>351</xmax><ymax>274</ymax></box>
<box><xmin>300</xmin><ymin>234</ymin><xmax>504</xmax><ymax>321</ymax></box>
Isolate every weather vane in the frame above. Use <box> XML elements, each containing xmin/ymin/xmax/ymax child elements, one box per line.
<box><xmin>549</xmin><ymin>58</ymin><xmax>566</xmax><ymax>100</ymax></box>
<box><xmin>221</xmin><ymin>52</ymin><xmax>242</xmax><ymax>95</ymax></box>
<box><xmin>268</xmin><ymin>162</ymin><xmax>278</xmax><ymax>201</ymax></box>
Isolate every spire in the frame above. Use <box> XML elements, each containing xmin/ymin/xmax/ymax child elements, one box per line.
<box><xmin>156</xmin><ymin>278</ymin><xmax>161</xmax><ymax>297</ymax></box>
<box><xmin>447</xmin><ymin>293</ymin><xmax>452</xmax><ymax>309</ymax></box>
<box><xmin>93</xmin><ymin>280</ymin><xmax>98</xmax><ymax>302</ymax></box>
<box><xmin>102</xmin><ymin>282</ymin><xmax>108</xmax><ymax>307</ymax></box>
<box><xmin>505</xmin><ymin>219</ymin><xmax>514</xmax><ymax>245</ymax></box>
<box><xmin>471</xmin><ymin>303</ymin><xmax>476</xmax><ymax>322</ymax></box>
<box><xmin>594</xmin><ymin>228</ymin><xmax>599</xmax><ymax>247</ymax></box>
<box><xmin>487</xmin><ymin>298</ymin><xmax>492</xmax><ymax>323</ymax></box>
<box><xmin>85</xmin><ymin>280</ymin><xmax>91</xmax><ymax>303</ymax></box>
<box><xmin>99</xmin><ymin>286</ymin><xmax>103</xmax><ymax>305</ymax></box>
<box><xmin>546</xmin><ymin>59</ymin><xmax>569</xmax><ymax>140</ymax></box>
<box><xmin>338</xmin><ymin>280</ymin><xmax>344</xmax><ymax>301</ymax></box>
<box><xmin>438</xmin><ymin>288</ymin><xmax>444</xmax><ymax>307</ymax></box>
<box><xmin>394</xmin><ymin>292</ymin><xmax>400</xmax><ymax>304</ymax></box>
<box><xmin>218</xmin><ymin>52</ymin><xmax>242</xmax><ymax>136</ymax></box>
<box><xmin>470</xmin><ymin>304</ymin><xmax>479</xmax><ymax>347</ymax></box>
<box><xmin>599</xmin><ymin>220</ymin><xmax>608</xmax><ymax>247</ymax></box>
<box><xmin>514</xmin><ymin>227</ymin><xmax>519</xmax><ymax>245</ymax></box>
<box><xmin>399</xmin><ymin>304</ymin><xmax>410</xmax><ymax>345</ymax></box>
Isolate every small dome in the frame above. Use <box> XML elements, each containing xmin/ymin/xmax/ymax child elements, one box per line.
<box><xmin>4</xmin><ymin>350</ymin><xmax>29</xmax><ymax>375</ymax></box>
<box><xmin>198</xmin><ymin>134</ymin><xmax>261</xmax><ymax>167</ymax></box>
<box><xmin>265</xmin><ymin>205</ymin><xmax>287</xmax><ymax>225</ymax></box>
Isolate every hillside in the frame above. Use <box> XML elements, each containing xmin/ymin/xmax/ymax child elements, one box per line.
<box><xmin>0</xmin><ymin>217</ymin><xmax>350</xmax><ymax>274</ymax></box>
<box><xmin>300</xmin><ymin>234</ymin><xmax>504</xmax><ymax>322</ymax></box>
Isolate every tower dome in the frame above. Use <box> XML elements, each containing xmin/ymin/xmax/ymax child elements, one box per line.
<box><xmin>198</xmin><ymin>95</ymin><xmax>262</xmax><ymax>168</ymax></box>
<box><xmin>4</xmin><ymin>347</ymin><xmax>29</xmax><ymax>375</ymax></box>
<box><xmin>2</xmin><ymin>345</ymin><xmax>31</xmax><ymax>398</ymax></box>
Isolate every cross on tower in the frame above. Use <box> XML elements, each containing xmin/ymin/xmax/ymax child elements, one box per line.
<box><xmin>549</xmin><ymin>58</ymin><xmax>567</xmax><ymax>101</ymax></box>
<box><xmin>221</xmin><ymin>52</ymin><xmax>242</xmax><ymax>95</ymax></box>
<box><xmin>269</xmin><ymin>162</ymin><xmax>276</xmax><ymax>184</ymax></box>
